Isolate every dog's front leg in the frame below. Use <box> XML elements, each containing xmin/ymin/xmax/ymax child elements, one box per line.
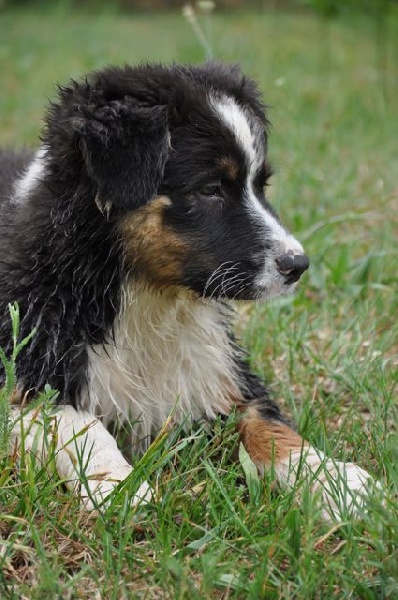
<box><xmin>11</xmin><ymin>405</ymin><xmax>150</xmax><ymax>509</ymax></box>
<box><xmin>238</xmin><ymin>405</ymin><xmax>380</xmax><ymax>521</ymax></box>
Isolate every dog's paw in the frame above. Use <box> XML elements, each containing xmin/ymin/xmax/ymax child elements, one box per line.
<box><xmin>130</xmin><ymin>480</ymin><xmax>154</xmax><ymax>507</ymax></box>
<box><xmin>277</xmin><ymin>447</ymin><xmax>382</xmax><ymax>522</ymax></box>
<box><xmin>316</xmin><ymin>460</ymin><xmax>382</xmax><ymax>522</ymax></box>
<box><xmin>81</xmin><ymin>476</ymin><xmax>153</xmax><ymax>511</ymax></box>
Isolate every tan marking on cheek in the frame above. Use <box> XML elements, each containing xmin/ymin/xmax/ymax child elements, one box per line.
<box><xmin>218</xmin><ymin>156</ymin><xmax>239</xmax><ymax>180</ymax></box>
<box><xmin>120</xmin><ymin>196</ymin><xmax>188</xmax><ymax>287</ymax></box>
<box><xmin>237</xmin><ymin>406</ymin><xmax>305</xmax><ymax>466</ymax></box>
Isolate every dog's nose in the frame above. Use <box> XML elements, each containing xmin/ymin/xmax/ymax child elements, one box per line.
<box><xmin>275</xmin><ymin>252</ymin><xmax>310</xmax><ymax>283</ymax></box>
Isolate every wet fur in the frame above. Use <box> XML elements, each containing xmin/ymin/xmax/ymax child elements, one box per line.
<box><xmin>0</xmin><ymin>63</ymin><xmax>378</xmax><ymax>518</ymax></box>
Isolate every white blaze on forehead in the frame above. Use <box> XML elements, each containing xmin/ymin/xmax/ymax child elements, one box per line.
<box><xmin>210</xmin><ymin>95</ymin><xmax>263</xmax><ymax>177</ymax></box>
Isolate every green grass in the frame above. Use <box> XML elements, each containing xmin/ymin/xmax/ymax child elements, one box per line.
<box><xmin>1</xmin><ymin>5</ymin><xmax>398</xmax><ymax>599</ymax></box>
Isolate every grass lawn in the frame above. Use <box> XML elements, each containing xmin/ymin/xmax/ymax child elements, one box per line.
<box><xmin>0</xmin><ymin>4</ymin><xmax>397</xmax><ymax>599</ymax></box>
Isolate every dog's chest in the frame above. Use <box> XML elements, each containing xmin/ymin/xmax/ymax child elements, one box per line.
<box><xmin>83</xmin><ymin>286</ymin><xmax>241</xmax><ymax>445</ymax></box>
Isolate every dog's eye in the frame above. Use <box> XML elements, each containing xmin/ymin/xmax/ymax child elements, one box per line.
<box><xmin>200</xmin><ymin>184</ymin><xmax>222</xmax><ymax>199</ymax></box>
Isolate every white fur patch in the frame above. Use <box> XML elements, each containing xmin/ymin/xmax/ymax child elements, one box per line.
<box><xmin>13</xmin><ymin>147</ymin><xmax>47</xmax><ymax>204</ymax></box>
<box><xmin>276</xmin><ymin>446</ymin><xmax>381</xmax><ymax>522</ymax></box>
<box><xmin>211</xmin><ymin>94</ymin><xmax>263</xmax><ymax>180</ymax></box>
<box><xmin>84</xmin><ymin>283</ymin><xmax>242</xmax><ymax>450</ymax></box>
<box><xmin>210</xmin><ymin>96</ymin><xmax>265</xmax><ymax>181</ymax></box>
<box><xmin>248</xmin><ymin>190</ymin><xmax>304</xmax><ymax>254</ymax></box>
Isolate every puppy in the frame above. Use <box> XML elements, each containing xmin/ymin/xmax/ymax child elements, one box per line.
<box><xmin>0</xmin><ymin>62</ymin><xmax>378</xmax><ymax>519</ymax></box>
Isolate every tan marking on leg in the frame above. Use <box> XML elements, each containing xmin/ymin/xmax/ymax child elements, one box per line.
<box><xmin>238</xmin><ymin>407</ymin><xmax>305</xmax><ymax>467</ymax></box>
<box><xmin>119</xmin><ymin>195</ymin><xmax>188</xmax><ymax>287</ymax></box>
<box><xmin>237</xmin><ymin>406</ymin><xmax>381</xmax><ymax>522</ymax></box>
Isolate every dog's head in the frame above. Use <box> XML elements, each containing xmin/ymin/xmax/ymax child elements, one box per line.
<box><xmin>47</xmin><ymin>62</ymin><xmax>309</xmax><ymax>301</ymax></box>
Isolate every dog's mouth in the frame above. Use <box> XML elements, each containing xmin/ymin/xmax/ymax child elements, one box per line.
<box><xmin>198</xmin><ymin>250</ymin><xmax>310</xmax><ymax>301</ymax></box>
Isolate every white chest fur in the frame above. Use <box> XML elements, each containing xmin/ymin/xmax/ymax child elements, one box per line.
<box><xmin>83</xmin><ymin>284</ymin><xmax>242</xmax><ymax>448</ymax></box>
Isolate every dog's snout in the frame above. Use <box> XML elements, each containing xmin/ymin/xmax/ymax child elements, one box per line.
<box><xmin>275</xmin><ymin>252</ymin><xmax>310</xmax><ymax>283</ymax></box>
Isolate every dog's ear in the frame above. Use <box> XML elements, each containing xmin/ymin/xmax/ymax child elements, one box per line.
<box><xmin>74</xmin><ymin>98</ymin><xmax>169</xmax><ymax>213</ymax></box>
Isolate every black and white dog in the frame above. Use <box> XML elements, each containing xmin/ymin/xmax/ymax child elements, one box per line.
<box><xmin>0</xmin><ymin>62</ymin><xmax>378</xmax><ymax>519</ymax></box>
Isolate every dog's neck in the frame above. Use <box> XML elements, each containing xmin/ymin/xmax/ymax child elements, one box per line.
<box><xmin>83</xmin><ymin>281</ymin><xmax>243</xmax><ymax>449</ymax></box>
